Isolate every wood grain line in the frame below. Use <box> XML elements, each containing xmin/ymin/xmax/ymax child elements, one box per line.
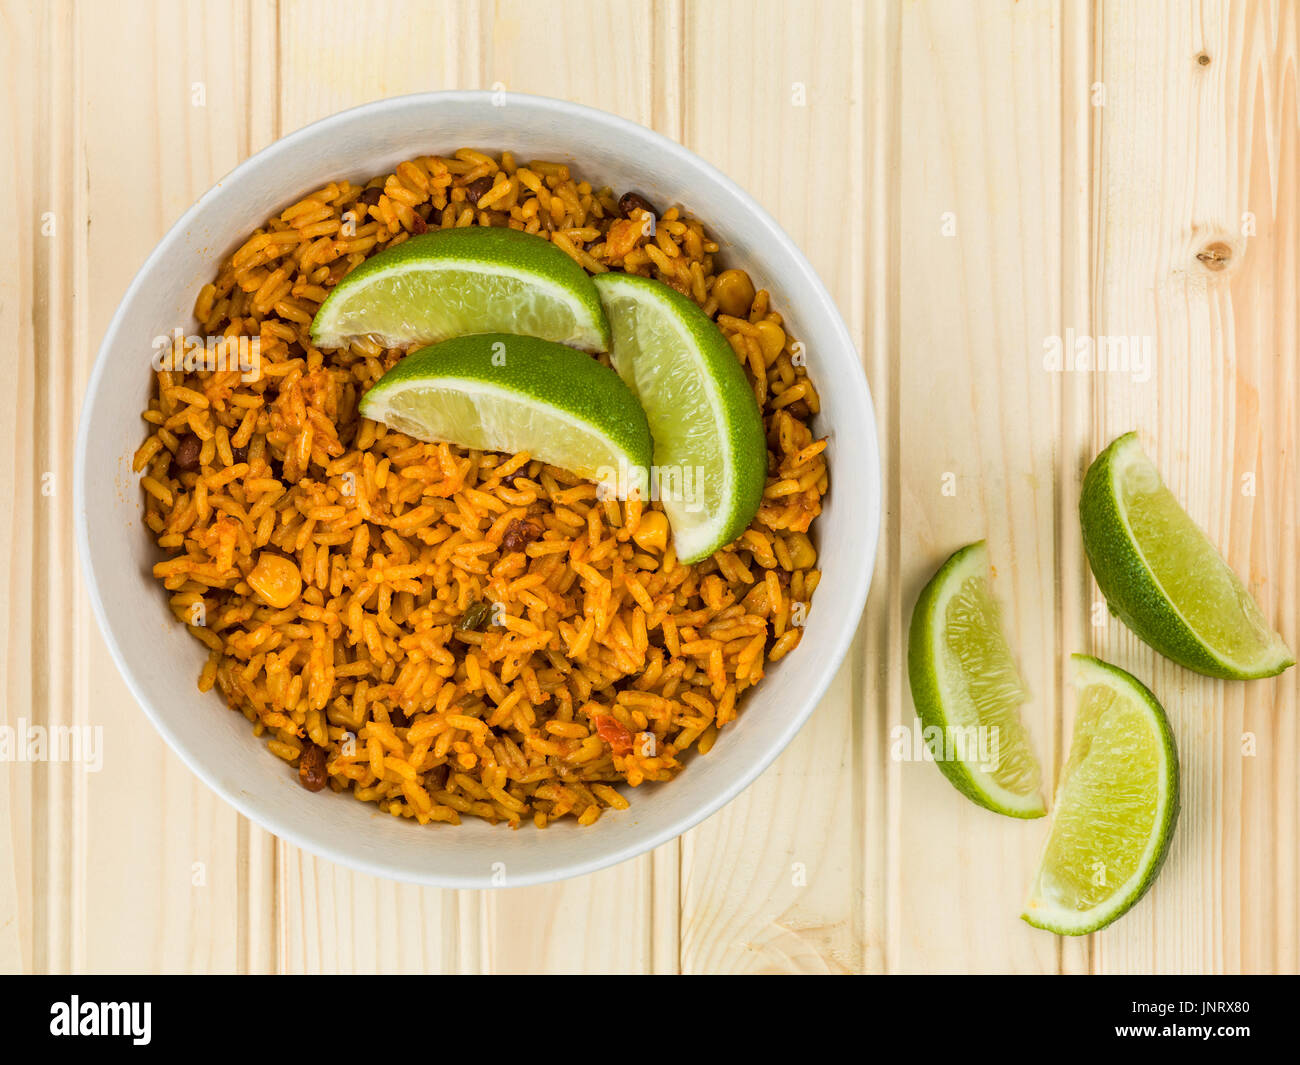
<box><xmin>1056</xmin><ymin>0</ymin><xmax>1097</xmax><ymax>978</ymax></box>
<box><xmin>0</xmin><ymin>0</ymin><xmax>42</xmax><ymax>976</ymax></box>
<box><xmin>861</xmin><ymin>0</ymin><xmax>901</xmax><ymax>976</ymax></box>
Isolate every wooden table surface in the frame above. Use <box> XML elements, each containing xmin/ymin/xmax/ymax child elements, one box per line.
<box><xmin>2</xmin><ymin>0</ymin><xmax>1297</xmax><ymax>974</ymax></box>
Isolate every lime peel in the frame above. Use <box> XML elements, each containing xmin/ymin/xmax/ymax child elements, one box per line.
<box><xmin>1022</xmin><ymin>654</ymin><xmax>1180</xmax><ymax>936</ymax></box>
<box><xmin>1080</xmin><ymin>431</ymin><xmax>1292</xmax><ymax>680</ymax></box>
<box><xmin>593</xmin><ymin>272</ymin><xmax>766</xmax><ymax>563</ymax></box>
<box><xmin>358</xmin><ymin>333</ymin><xmax>651</xmax><ymax>483</ymax></box>
<box><xmin>311</xmin><ymin>227</ymin><xmax>611</xmax><ymax>353</ymax></box>
<box><xmin>906</xmin><ymin>541</ymin><xmax>1046</xmax><ymax>819</ymax></box>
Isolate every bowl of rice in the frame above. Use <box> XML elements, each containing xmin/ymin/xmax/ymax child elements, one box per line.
<box><xmin>75</xmin><ymin>91</ymin><xmax>881</xmax><ymax>887</ymax></box>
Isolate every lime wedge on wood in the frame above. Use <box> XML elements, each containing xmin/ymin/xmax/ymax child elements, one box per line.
<box><xmin>358</xmin><ymin>334</ymin><xmax>651</xmax><ymax>482</ymax></box>
<box><xmin>312</xmin><ymin>227</ymin><xmax>610</xmax><ymax>352</ymax></box>
<box><xmin>592</xmin><ymin>272</ymin><xmax>766</xmax><ymax>563</ymax></box>
<box><xmin>907</xmin><ymin>541</ymin><xmax>1046</xmax><ymax>818</ymax></box>
<box><xmin>1080</xmin><ymin>431</ymin><xmax>1292</xmax><ymax>679</ymax></box>
<box><xmin>1023</xmin><ymin>654</ymin><xmax>1180</xmax><ymax>935</ymax></box>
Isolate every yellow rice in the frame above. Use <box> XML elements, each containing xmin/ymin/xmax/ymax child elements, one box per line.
<box><xmin>134</xmin><ymin>148</ymin><xmax>827</xmax><ymax>828</ymax></box>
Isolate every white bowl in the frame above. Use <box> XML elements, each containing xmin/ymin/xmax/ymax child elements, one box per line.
<box><xmin>75</xmin><ymin>91</ymin><xmax>880</xmax><ymax>888</ymax></box>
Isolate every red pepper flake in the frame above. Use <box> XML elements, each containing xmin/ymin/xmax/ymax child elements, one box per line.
<box><xmin>593</xmin><ymin>714</ymin><xmax>634</xmax><ymax>756</ymax></box>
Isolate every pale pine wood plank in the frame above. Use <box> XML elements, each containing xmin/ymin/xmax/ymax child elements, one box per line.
<box><xmin>1056</xmin><ymin>0</ymin><xmax>1099</xmax><ymax>979</ymax></box>
<box><xmin>0</xmin><ymin>0</ymin><xmax>52</xmax><ymax>975</ymax></box>
<box><xmin>481</xmin><ymin>0</ymin><xmax>657</xmax><ymax>119</ymax></box>
<box><xmin>860</xmin><ymin>0</ymin><xmax>901</xmax><ymax>975</ymax></box>
<box><xmin>1089</xmin><ymin>0</ymin><xmax>1299</xmax><ymax>974</ymax></box>
<box><xmin>1</xmin><ymin>0</ymin><xmax>98</xmax><ymax>975</ymax></box>
<box><xmin>73</xmin><ymin>0</ymin><xmax>277</xmax><ymax>973</ymax></box>
<box><xmin>894</xmin><ymin>0</ymin><xmax>1067</xmax><ymax>973</ymax></box>
<box><xmin>30</xmin><ymin>1</ymin><xmax>86</xmax><ymax>974</ymax></box>
<box><xmin>460</xmin><ymin>0</ymin><xmax>677</xmax><ymax>976</ymax></box>
<box><xmin>277</xmin><ymin>0</ymin><xmax>480</xmax><ymax>130</ymax></box>
<box><xmin>677</xmin><ymin>0</ymin><xmax>869</xmax><ymax>974</ymax></box>
<box><xmin>277</xmin><ymin>848</ymin><xmax>463</xmax><ymax>972</ymax></box>
<box><xmin>1231</xmin><ymin>0</ymin><xmax>1300</xmax><ymax>970</ymax></box>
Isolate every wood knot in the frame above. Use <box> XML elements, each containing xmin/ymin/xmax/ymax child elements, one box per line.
<box><xmin>1197</xmin><ymin>242</ymin><xmax>1232</xmax><ymax>271</ymax></box>
<box><xmin>1196</xmin><ymin>52</ymin><xmax>1211</xmax><ymax>66</ymax></box>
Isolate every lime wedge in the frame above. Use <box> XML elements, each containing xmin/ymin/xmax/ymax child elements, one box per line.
<box><xmin>592</xmin><ymin>272</ymin><xmax>766</xmax><ymax>563</ymax></box>
<box><xmin>1080</xmin><ymin>432</ymin><xmax>1292</xmax><ymax>679</ymax></box>
<box><xmin>906</xmin><ymin>541</ymin><xmax>1046</xmax><ymax>818</ymax></box>
<box><xmin>311</xmin><ymin>227</ymin><xmax>610</xmax><ymax>353</ymax></box>
<box><xmin>358</xmin><ymin>334</ymin><xmax>651</xmax><ymax>482</ymax></box>
<box><xmin>1023</xmin><ymin>654</ymin><xmax>1180</xmax><ymax>935</ymax></box>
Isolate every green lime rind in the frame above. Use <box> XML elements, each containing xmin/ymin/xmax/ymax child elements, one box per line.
<box><xmin>906</xmin><ymin>541</ymin><xmax>1047</xmax><ymax>819</ymax></box>
<box><xmin>592</xmin><ymin>272</ymin><xmax>767</xmax><ymax>564</ymax></box>
<box><xmin>358</xmin><ymin>333</ymin><xmax>651</xmax><ymax>483</ymax></box>
<box><xmin>1022</xmin><ymin>654</ymin><xmax>1180</xmax><ymax>936</ymax></box>
<box><xmin>1080</xmin><ymin>432</ymin><xmax>1293</xmax><ymax>680</ymax></box>
<box><xmin>311</xmin><ymin>227</ymin><xmax>611</xmax><ymax>353</ymax></box>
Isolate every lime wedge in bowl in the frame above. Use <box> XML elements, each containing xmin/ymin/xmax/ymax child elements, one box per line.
<box><xmin>906</xmin><ymin>541</ymin><xmax>1046</xmax><ymax>818</ymax></box>
<box><xmin>358</xmin><ymin>333</ymin><xmax>650</xmax><ymax>482</ymax></box>
<box><xmin>1023</xmin><ymin>654</ymin><xmax>1179</xmax><ymax>935</ymax></box>
<box><xmin>593</xmin><ymin>272</ymin><xmax>766</xmax><ymax>563</ymax></box>
<box><xmin>312</xmin><ymin>227</ymin><xmax>610</xmax><ymax>353</ymax></box>
<box><xmin>1080</xmin><ymin>431</ymin><xmax>1293</xmax><ymax>679</ymax></box>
